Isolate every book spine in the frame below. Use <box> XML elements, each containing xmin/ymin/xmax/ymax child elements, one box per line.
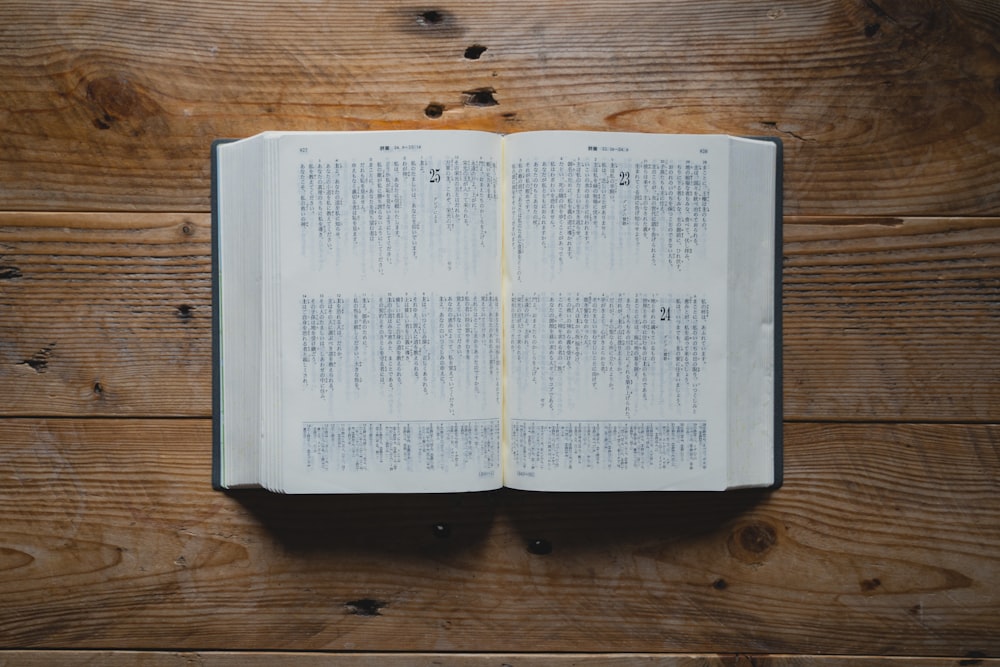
<box><xmin>210</xmin><ymin>139</ymin><xmax>236</xmax><ymax>491</ymax></box>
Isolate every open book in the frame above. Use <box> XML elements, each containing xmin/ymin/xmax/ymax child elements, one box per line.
<box><xmin>212</xmin><ymin>130</ymin><xmax>781</xmax><ymax>493</ymax></box>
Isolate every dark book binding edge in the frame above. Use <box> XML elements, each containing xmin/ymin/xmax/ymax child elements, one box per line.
<box><xmin>211</xmin><ymin>139</ymin><xmax>236</xmax><ymax>491</ymax></box>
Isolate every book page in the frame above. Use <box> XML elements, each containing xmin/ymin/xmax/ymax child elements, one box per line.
<box><xmin>216</xmin><ymin>137</ymin><xmax>265</xmax><ymax>489</ymax></box>
<box><xmin>274</xmin><ymin>131</ymin><xmax>503</xmax><ymax>492</ymax></box>
<box><xmin>502</xmin><ymin>131</ymin><xmax>731</xmax><ymax>491</ymax></box>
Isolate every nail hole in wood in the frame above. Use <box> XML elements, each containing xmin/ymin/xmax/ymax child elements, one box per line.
<box><xmin>345</xmin><ymin>598</ymin><xmax>386</xmax><ymax>616</ymax></box>
<box><xmin>527</xmin><ymin>538</ymin><xmax>552</xmax><ymax>555</ymax></box>
<box><xmin>464</xmin><ymin>45</ymin><xmax>487</xmax><ymax>60</ymax></box>
<box><xmin>418</xmin><ymin>10</ymin><xmax>444</xmax><ymax>25</ymax></box>
<box><xmin>463</xmin><ymin>88</ymin><xmax>498</xmax><ymax>107</ymax></box>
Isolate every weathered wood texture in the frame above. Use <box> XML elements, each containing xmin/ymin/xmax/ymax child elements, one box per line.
<box><xmin>1</xmin><ymin>0</ymin><xmax>998</xmax><ymax>214</ymax></box>
<box><xmin>2</xmin><ymin>653</ymin><xmax>999</xmax><ymax>667</ymax></box>
<box><xmin>1</xmin><ymin>213</ymin><xmax>997</xmax><ymax>420</ymax></box>
<box><xmin>0</xmin><ymin>420</ymin><xmax>997</xmax><ymax>654</ymax></box>
<box><xmin>783</xmin><ymin>215</ymin><xmax>1000</xmax><ymax>421</ymax></box>
<box><xmin>2</xmin><ymin>0</ymin><xmax>999</xmax><ymax>660</ymax></box>
<box><xmin>0</xmin><ymin>213</ymin><xmax>209</xmax><ymax>416</ymax></box>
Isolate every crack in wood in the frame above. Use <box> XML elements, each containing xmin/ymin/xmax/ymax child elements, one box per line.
<box><xmin>17</xmin><ymin>344</ymin><xmax>55</xmax><ymax>373</ymax></box>
<box><xmin>463</xmin><ymin>87</ymin><xmax>498</xmax><ymax>107</ymax></box>
<box><xmin>345</xmin><ymin>598</ymin><xmax>386</xmax><ymax>616</ymax></box>
<box><xmin>0</xmin><ymin>265</ymin><xmax>23</xmax><ymax>280</ymax></box>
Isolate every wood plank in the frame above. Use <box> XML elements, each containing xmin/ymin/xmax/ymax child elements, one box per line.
<box><xmin>0</xmin><ymin>212</ymin><xmax>211</xmax><ymax>416</ymax></box>
<box><xmin>0</xmin><ymin>419</ymin><xmax>996</xmax><ymax>654</ymax></box>
<box><xmin>783</xmin><ymin>216</ymin><xmax>1000</xmax><ymax>421</ymax></box>
<box><xmin>1</xmin><ymin>651</ymin><xmax>998</xmax><ymax>666</ymax></box>
<box><xmin>1</xmin><ymin>0</ymin><xmax>998</xmax><ymax>214</ymax></box>
<box><xmin>1</xmin><ymin>213</ymin><xmax>997</xmax><ymax>420</ymax></box>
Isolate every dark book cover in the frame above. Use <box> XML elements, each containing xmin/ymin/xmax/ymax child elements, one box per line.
<box><xmin>210</xmin><ymin>139</ymin><xmax>236</xmax><ymax>491</ymax></box>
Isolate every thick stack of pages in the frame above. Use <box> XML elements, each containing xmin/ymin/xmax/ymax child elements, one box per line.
<box><xmin>212</xmin><ymin>130</ymin><xmax>781</xmax><ymax>493</ymax></box>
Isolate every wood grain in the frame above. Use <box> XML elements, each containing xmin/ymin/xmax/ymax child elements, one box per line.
<box><xmin>1</xmin><ymin>0</ymin><xmax>998</xmax><ymax>214</ymax></box>
<box><xmin>2</xmin><ymin>0</ymin><xmax>999</xmax><ymax>660</ymax></box>
<box><xmin>1</xmin><ymin>213</ymin><xmax>997</xmax><ymax>420</ymax></box>
<box><xmin>1</xmin><ymin>652</ymin><xmax>998</xmax><ymax>666</ymax></box>
<box><xmin>0</xmin><ymin>419</ymin><xmax>996</xmax><ymax>654</ymax></box>
<box><xmin>0</xmin><ymin>212</ymin><xmax>211</xmax><ymax>416</ymax></box>
<box><xmin>783</xmin><ymin>215</ymin><xmax>1000</xmax><ymax>421</ymax></box>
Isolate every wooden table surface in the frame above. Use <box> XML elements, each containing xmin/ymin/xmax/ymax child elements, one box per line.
<box><xmin>2</xmin><ymin>0</ymin><xmax>998</xmax><ymax>664</ymax></box>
